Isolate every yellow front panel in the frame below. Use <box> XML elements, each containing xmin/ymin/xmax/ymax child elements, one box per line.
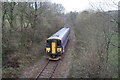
<box><xmin>52</xmin><ymin>42</ymin><xmax>56</xmax><ymax>54</ymax></box>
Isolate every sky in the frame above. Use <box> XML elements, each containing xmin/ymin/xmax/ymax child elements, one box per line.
<box><xmin>3</xmin><ymin>0</ymin><xmax>119</xmax><ymax>12</ymax></box>
<box><xmin>52</xmin><ymin>0</ymin><xmax>119</xmax><ymax>12</ymax></box>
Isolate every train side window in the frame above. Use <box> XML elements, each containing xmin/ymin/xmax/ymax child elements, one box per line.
<box><xmin>47</xmin><ymin>40</ymin><xmax>48</xmax><ymax>43</ymax></box>
<box><xmin>46</xmin><ymin>40</ymin><xmax>50</xmax><ymax>47</ymax></box>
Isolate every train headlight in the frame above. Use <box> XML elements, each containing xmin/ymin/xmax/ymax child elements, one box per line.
<box><xmin>47</xmin><ymin>50</ymin><xmax>50</xmax><ymax>52</ymax></box>
<box><xmin>58</xmin><ymin>50</ymin><xmax>60</xmax><ymax>52</ymax></box>
<box><xmin>57</xmin><ymin>48</ymin><xmax>61</xmax><ymax>52</ymax></box>
<box><xmin>46</xmin><ymin>48</ymin><xmax>50</xmax><ymax>53</ymax></box>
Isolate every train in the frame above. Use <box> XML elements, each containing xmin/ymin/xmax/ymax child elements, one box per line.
<box><xmin>45</xmin><ymin>27</ymin><xmax>70</xmax><ymax>60</ymax></box>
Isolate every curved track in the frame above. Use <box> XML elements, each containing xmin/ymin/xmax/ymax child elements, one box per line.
<box><xmin>36</xmin><ymin>60</ymin><xmax>59</xmax><ymax>79</ymax></box>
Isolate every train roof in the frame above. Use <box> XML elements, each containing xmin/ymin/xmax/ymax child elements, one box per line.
<box><xmin>47</xmin><ymin>27</ymin><xmax>70</xmax><ymax>40</ymax></box>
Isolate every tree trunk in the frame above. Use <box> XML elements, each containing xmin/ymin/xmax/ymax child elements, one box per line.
<box><xmin>8</xmin><ymin>2</ymin><xmax>16</xmax><ymax>33</ymax></box>
<box><xmin>34</xmin><ymin>2</ymin><xmax>37</xmax><ymax>28</ymax></box>
<box><xmin>2</xmin><ymin>3</ymin><xmax>6</xmax><ymax>33</ymax></box>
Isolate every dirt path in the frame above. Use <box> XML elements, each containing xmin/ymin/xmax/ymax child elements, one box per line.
<box><xmin>20</xmin><ymin>26</ymin><xmax>76</xmax><ymax>78</ymax></box>
<box><xmin>20</xmin><ymin>57</ymin><xmax>48</xmax><ymax>78</ymax></box>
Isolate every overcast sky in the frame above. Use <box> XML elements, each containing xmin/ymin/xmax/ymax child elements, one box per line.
<box><xmin>52</xmin><ymin>0</ymin><xmax>119</xmax><ymax>12</ymax></box>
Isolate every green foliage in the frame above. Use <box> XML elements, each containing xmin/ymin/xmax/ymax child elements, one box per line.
<box><xmin>2</xmin><ymin>2</ymin><xmax>65</xmax><ymax>78</ymax></box>
<box><xmin>69</xmin><ymin>10</ymin><xmax>118</xmax><ymax>78</ymax></box>
<box><xmin>108</xmin><ymin>33</ymin><xmax>118</xmax><ymax>78</ymax></box>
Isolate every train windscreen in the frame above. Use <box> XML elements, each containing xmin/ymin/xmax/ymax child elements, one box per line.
<box><xmin>57</xmin><ymin>40</ymin><xmax>61</xmax><ymax>46</ymax></box>
<box><xmin>47</xmin><ymin>39</ymin><xmax>61</xmax><ymax>47</ymax></box>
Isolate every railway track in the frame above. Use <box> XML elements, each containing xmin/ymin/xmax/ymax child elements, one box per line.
<box><xmin>36</xmin><ymin>60</ymin><xmax>59</xmax><ymax>79</ymax></box>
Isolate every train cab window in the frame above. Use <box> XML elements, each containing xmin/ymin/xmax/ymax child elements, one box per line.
<box><xmin>57</xmin><ymin>40</ymin><xmax>61</xmax><ymax>46</ymax></box>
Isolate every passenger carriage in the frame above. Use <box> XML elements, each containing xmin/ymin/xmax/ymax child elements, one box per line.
<box><xmin>45</xmin><ymin>27</ymin><xmax>70</xmax><ymax>60</ymax></box>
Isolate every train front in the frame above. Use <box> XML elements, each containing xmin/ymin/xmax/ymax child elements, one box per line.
<box><xmin>45</xmin><ymin>39</ymin><xmax>62</xmax><ymax>60</ymax></box>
